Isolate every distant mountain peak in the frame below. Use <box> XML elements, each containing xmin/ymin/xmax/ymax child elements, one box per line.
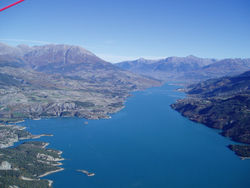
<box><xmin>186</xmin><ymin>55</ymin><xmax>198</xmax><ymax>58</ymax></box>
<box><xmin>138</xmin><ymin>57</ymin><xmax>146</xmax><ymax>61</ymax></box>
<box><xmin>136</xmin><ymin>57</ymin><xmax>154</xmax><ymax>63</ymax></box>
<box><xmin>116</xmin><ymin>55</ymin><xmax>250</xmax><ymax>82</ymax></box>
<box><xmin>31</xmin><ymin>44</ymin><xmax>96</xmax><ymax>57</ymax></box>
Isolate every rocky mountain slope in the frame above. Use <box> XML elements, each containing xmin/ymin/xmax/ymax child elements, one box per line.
<box><xmin>0</xmin><ymin>43</ymin><xmax>161</xmax><ymax>122</ymax></box>
<box><xmin>116</xmin><ymin>56</ymin><xmax>250</xmax><ymax>83</ymax></box>
<box><xmin>171</xmin><ymin>71</ymin><xmax>250</xmax><ymax>158</ymax></box>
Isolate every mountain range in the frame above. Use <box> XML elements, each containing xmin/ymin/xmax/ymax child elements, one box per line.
<box><xmin>1</xmin><ymin>42</ymin><xmax>250</xmax><ymax>155</ymax></box>
<box><xmin>1</xmin><ymin>42</ymin><xmax>250</xmax><ymax>188</ymax></box>
<box><xmin>116</xmin><ymin>56</ymin><xmax>250</xmax><ymax>83</ymax></box>
<box><xmin>0</xmin><ymin>43</ymin><xmax>161</xmax><ymax>122</ymax></box>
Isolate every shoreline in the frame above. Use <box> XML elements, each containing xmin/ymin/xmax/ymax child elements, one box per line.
<box><xmin>2</xmin><ymin>85</ymin><xmax>156</xmax><ymax>125</ymax></box>
<box><xmin>42</xmin><ymin>142</ymin><xmax>49</xmax><ymax>148</ymax></box>
<box><xmin>0</xmin><ymin>122</ymin><xmax>65</xmax><ymax>186</ymax></box>
<box><xmin>39</xmin><ymin>168</ymin><xmax>64</xmax><ymax>178</ymax></box>
<box><xmin>241</xmin><ymin>157</ymin><xmax>250</xmax><ymax>160</ymax></box>
<box><xmin>20</xmin><ymin>176</ymin><xmax>38</xmax><ymax>181</ymax></box>
<box><xmin>48</xmin><ymin>180</ymin><xmax>53</xmax><ymax>187</ymax></box>
<box><xmin>171</xmin><ymin>94</ymin><xmax>250</xmax><ymax>159</ymax></box>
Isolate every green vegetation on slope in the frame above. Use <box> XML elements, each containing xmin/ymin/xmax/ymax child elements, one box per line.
<box><xmin>171</xmin><ymin>71</ymin><xmax>250</xmax><ymax>158</ymax></box>
<box><xmin>0</xmin><ymin>124</ymin><xmax>63</xmax><ymax>187</ymax></box>
<box><xmin>0</xmin><ymin>141</ymin><xmax>63</xmax><ymax>188</ymax></box>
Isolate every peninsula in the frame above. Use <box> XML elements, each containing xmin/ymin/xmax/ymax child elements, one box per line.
<box><xmin>0</xmin><ymin>124</ymin><xmax>64</xmax><ymax>188</ymax></box>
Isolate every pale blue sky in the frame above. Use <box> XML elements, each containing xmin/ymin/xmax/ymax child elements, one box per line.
<box><xmin>0</xmin><ymin>0</ymin><xmax>250</xmax><ymax>62</ymax></box>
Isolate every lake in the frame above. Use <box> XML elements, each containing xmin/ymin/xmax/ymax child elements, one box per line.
<box><xmin>18</xmin><ymin>84</ymin><xmax>250</xmax><ymax>188</ymax></box>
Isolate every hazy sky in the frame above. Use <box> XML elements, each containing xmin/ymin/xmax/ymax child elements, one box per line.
<box><xmin>0</xmin><ymin>0</ymin><xmax>250</xmax><ymax>62</ymax></box>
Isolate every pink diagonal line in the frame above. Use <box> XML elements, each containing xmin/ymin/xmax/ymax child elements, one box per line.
<box><xmin>0</xmin><ymin>0</ymin><xmax>24</xmax><ymax>12</ymax></box>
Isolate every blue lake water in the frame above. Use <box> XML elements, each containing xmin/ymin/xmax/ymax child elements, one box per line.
<box><xmin>18</xmin><ymin>84</ymin><xmax>250</xmax><ymax>188</ymax></box>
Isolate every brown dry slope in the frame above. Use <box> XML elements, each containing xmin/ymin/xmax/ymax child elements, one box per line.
<box><xmin>0</xmin><ymin>43</ymin><xmax>161</xmax><ymax>122</ymax></box>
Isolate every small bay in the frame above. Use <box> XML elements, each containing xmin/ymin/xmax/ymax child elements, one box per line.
<box><xmin>18</xmin><ymin>84</ymin><xmax>250</xmax><ymax>188</ymax></box>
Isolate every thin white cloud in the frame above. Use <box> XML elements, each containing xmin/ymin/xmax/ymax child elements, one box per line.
<box><xmin>0</xmin><ymin>38</ymin><xmax>51</xmax><ymax>45</ymax></box>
